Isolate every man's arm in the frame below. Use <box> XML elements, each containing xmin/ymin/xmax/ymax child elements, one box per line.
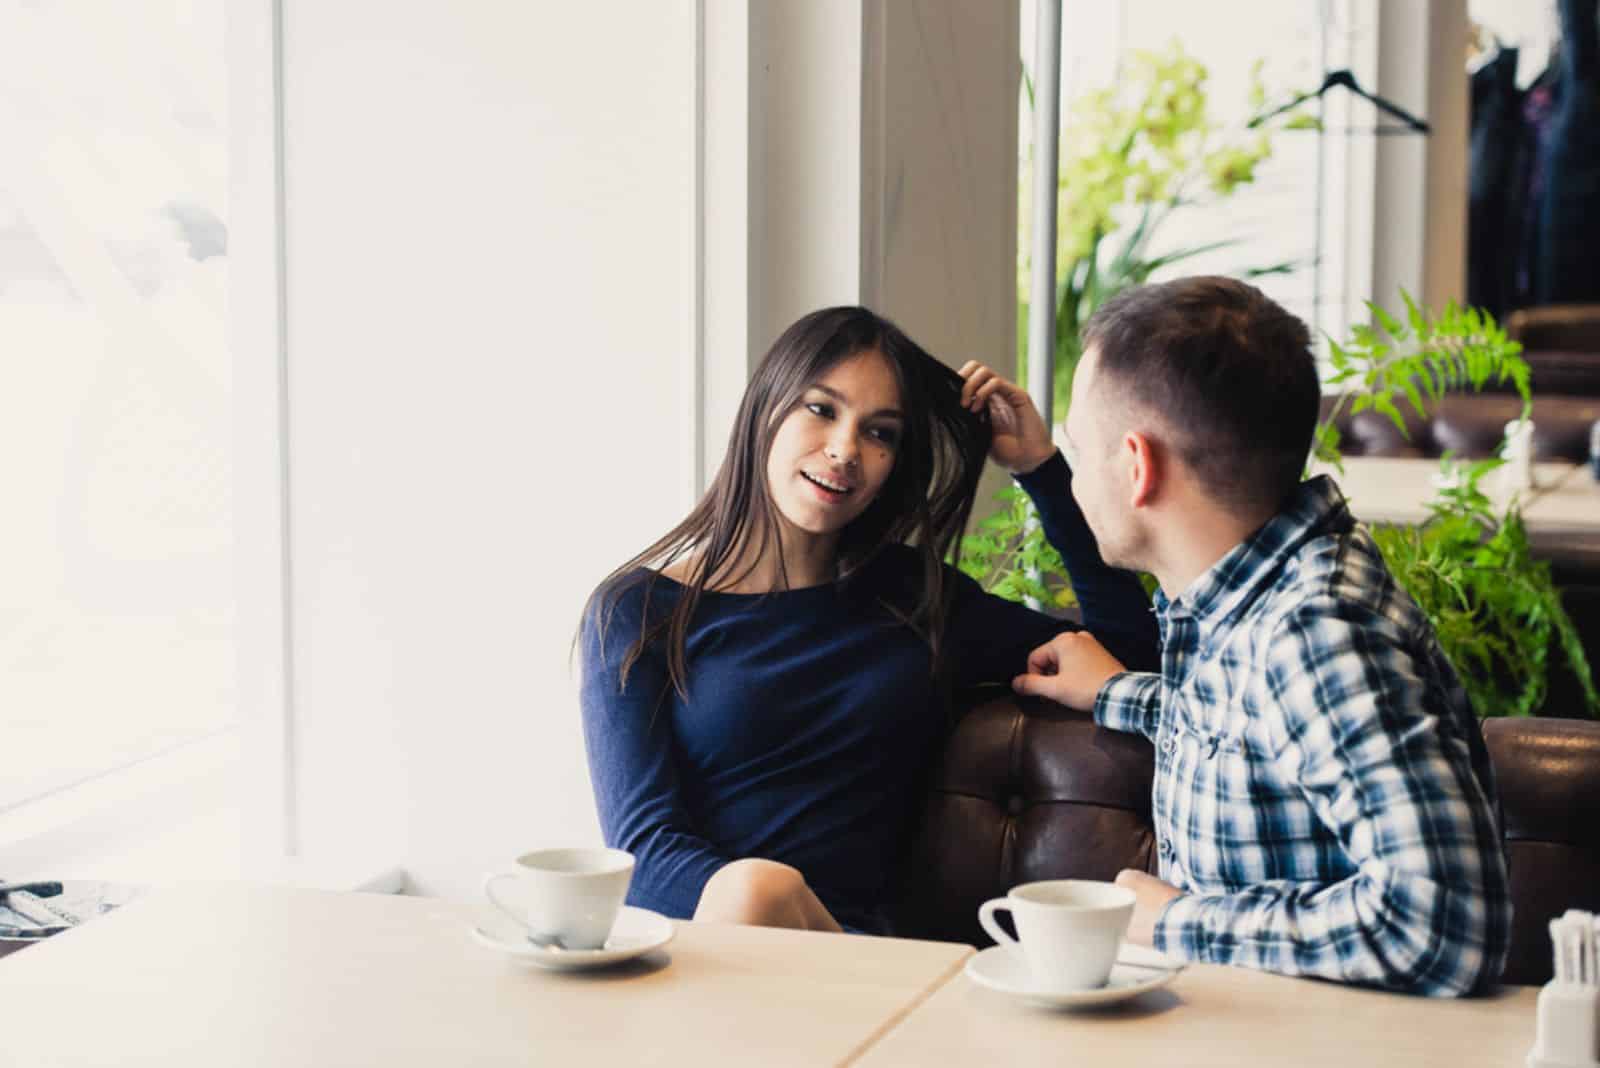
<box><xmin>1012</xmin><ymin>631</ymin><xmax>1162</xmax><ymax>739</ymax></box>
<box><xmin>1094</xmin><ymin>671</ymin><xmax>1163</xmax><ymax>740</ymax></box>
<box><xmin>1152</xmin><ymin>596</ymin><xmax>1511</xmax><ymax>997</ymax></box>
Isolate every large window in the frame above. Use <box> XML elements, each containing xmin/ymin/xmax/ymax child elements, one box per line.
<box><xmin>1025</xmin><ymin>0</ymin><xmax>1380</xmax><ymax>354</ymax></box>
<box><xmin>0</xmin><ymin>1</ymin><xmax>230</xmax><ymax>814</ymax></box>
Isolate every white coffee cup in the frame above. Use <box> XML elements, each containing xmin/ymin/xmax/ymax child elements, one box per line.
<box><xmin>977</xmin><ymin>879</ymin><xmax>1136</xmax><ymax>991</ymax></box>
<box><xmin>482</xmin><ymin>847</ymin><xmax>634</xmax><ymax>950</ymax></box>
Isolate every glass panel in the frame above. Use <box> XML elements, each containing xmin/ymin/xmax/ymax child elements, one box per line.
<box><xmin>1025</xmin><ymin>0</ymin><xmax>1371</xmax><ymax>369</ymax></box>
<box><xmin>0</xmin><ymin>0</ymin><xmax>231</xmax><ymax>811</ymax></box>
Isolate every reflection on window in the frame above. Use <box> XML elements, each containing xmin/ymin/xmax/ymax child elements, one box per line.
<box><xmin>1029</xmin><ymin>0</ymin><xmax>1374</xmax><ymax>352</ymax></box>
<box><xmin>0</xmin><ymin>1</ymin><xmax>230</xmax><ymax>811</ymax></box>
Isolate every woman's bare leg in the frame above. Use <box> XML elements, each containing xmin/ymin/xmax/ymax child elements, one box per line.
<box><xmin>692</xmin><ymin>859</ymin><xmax>844</xmax><ymax>933</ymax></box>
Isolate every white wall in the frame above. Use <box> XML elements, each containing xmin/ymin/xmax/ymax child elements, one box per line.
<box><xmin>274</xmin><ymin>2</ymin><xmax>697</xmax><ymax>897</ymax></box>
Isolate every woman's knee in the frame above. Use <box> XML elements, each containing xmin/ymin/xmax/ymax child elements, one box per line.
<box><xmin>694</xmin><ymin>859</ymin><xmax>808</xmax><ymax>926</ymax></box>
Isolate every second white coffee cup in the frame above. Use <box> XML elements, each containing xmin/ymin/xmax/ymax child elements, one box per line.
<box><xmin>482</xmin><ymin>847</ymin><xmax>634</xmax><ymax>950</ymax></box>
<box><xmin>977</xmin><ymin>879</ymin><xmax>1136</xmax><ymax>990</ymax></box>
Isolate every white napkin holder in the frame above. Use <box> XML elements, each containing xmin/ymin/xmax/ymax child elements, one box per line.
<box><xmin>1531</xmin><ymin>911</ymin><xmax>1600</xmax><ymax>1068</ymax></box>
<box><xmin>1529</xmin><ymin>983</ymin><xmax>1600</xmax><ymax>1068</ymax></box>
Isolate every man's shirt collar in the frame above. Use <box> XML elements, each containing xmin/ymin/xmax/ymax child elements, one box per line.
<box><xmin>1157</xmin><ymin>476</ymin><xmax>1351</xmax><ymax>634</ymax></box>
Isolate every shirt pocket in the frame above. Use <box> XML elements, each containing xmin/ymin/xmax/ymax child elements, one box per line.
<box><xmin>1171</xmin><ymin>695</ymin><xmax>1251</xmax><ymax>760</ymax></box>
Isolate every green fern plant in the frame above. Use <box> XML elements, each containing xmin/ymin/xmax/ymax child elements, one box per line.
<box><xmin>1311</xmin><ymin>292</ymin><xmax>1530</xmax><ymax>473</ymax></box>
<box><xmin>1367</xmin><ymin>459</ymin><xmax>1598</xmax><ymax>718</ymax></box>
<box><xmin>1314</xmin><ymin>294</ymin><xmax>1594</xmax><ymax>718</ymax></box>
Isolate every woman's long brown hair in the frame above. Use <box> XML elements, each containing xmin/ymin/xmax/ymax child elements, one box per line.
<box><xmin>584</xmin><ymin>306</ymin><xmax>991</xmax><ymax>700</ymax></box>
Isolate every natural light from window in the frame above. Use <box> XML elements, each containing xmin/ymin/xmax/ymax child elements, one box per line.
<box><xmin>0</xmin><ymin>0</ymin><xmax>230</xmax><ymax>815</ymax></box>
<box><xmin>1024</xmin><ymin>0</ymin><xmax>1374</xmax><ymax>357</ymax></box>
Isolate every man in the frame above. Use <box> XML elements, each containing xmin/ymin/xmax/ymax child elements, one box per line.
<box><xmin>1010</xmin><ymin>276</ymin><xmax>1511</xmax><ymax>996</ymax></box>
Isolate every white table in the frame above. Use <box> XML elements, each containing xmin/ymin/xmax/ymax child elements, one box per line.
<box><xmin>0</xmin><ymin>884</ymin><xmax>1547</xmax><ymax>1067</ymax></box>
<box><xmin>1521</xmin><ymin>461</ymin><xmax>1600</xmax><ymax>534</ymax></box>
<box><xmin>856</xmin><ymin>952</ymin><xmax>1541</xmax><ymax>1068</ymax></box>
<box><xmin>0</xmin><ymin>884</ymin><xmax>969</xmax><ymax>1067</ymax></box>
<box><xmin>1314</xmin><ymin>456</ymin><xmax>1579</xmax><ymax>528</ymax></box>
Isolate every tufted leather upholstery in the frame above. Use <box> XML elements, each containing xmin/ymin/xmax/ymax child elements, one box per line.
<box><xmin>1506</xmin><ymin>304</ymin><xmax>1600</xmax><ymax>398</ymax></box>
<box><xmin>1483</xmin><ymin>717</ymin><xmax>1600</xmax><ymax>985</ymax></box>
<box><xmin>894</xmin><ymin>691</ymin><xmax>1156</xmax><ymax>947</ymax></box>
<box><xmin>1319</xmin><ymin>393</ymin><xmax>1600</xmax><ymax>462</ymax></box>
<box><xmin>1509</xmin><ymin>304</ymin><xmax>1600</xmax><ymax>353</ymax></box>
<box><xmin>896</xmin><ymin>689</ymin><xmax>1600</xmax><ymax>987</ymax></box>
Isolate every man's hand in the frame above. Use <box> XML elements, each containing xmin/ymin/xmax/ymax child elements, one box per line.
<box><xmin>1011</xmin><ymin>631</ymin><xmax>1126</xmax><ymax>710</ymax></box>
<box><xmin>956</xmin><ymin>361</ymin><xmax>1055</xmax><ymax>475</ymax></box>
<box><xmin>1115</xmin><ymin>869</ymin><xmax>1184</xmax><ymax>947</ymax></box>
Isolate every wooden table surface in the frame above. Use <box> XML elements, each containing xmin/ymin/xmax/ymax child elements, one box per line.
<box><xmin>0</xmin><ymin>884</ymin><xmax>1547</xmax><ymax>1067</ymax></box>
<box><xmin>854</xmin><ymin>950</ymin><xmax>1540</xmax><ymax>1068</ymax></box>
<box><xmin>0</xmin><ymin>884</ymin><xmax>970</xmax><ymax>1067</ymax></box>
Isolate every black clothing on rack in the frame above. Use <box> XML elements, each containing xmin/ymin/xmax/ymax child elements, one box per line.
<box><xmin>1468</xmin><ymin>48</ymin><xmax>1527</xmax><ymax>317</ymax></box>
<box><xmin>1534</xmin><ymin>0</ymin><xmax>1600</xmax><ymax>304</ymax></box>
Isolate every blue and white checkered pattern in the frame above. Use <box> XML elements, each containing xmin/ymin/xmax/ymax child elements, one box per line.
<box><xmin>1095</xmin><ymin>476</ymin><xmax>1511</xmax><ymax>996</ymax></box>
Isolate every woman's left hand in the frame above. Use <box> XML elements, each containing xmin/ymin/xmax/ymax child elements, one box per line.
<box><xmin>957</xmin><ymin>361</ymin><xmax>1056</xmax><ymax>475</ymax></box>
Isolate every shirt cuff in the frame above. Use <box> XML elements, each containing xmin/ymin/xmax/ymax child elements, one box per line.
<box><xmin>1151</xmin><ymin>891</ymin><xmax>1207</xmax><ymax>959</ymax></box>
<box><xmin>1093</xmin><ymin>671</ymin><xmax>1162</xmax><ymax>739</ymax></box>
<box><xmin>1010</xmin><ymin>448</ymin><xmax>1066</xmax><ymax>486</ymax></box>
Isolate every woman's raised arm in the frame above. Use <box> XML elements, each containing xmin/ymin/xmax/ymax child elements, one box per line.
<box><xmin>954</xmin><ymin>363</ymin><xmax>1158</xmax><ymax>676</ymax></box>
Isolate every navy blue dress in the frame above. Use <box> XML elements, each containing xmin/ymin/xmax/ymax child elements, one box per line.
<box><xmin>579</xmin><ymin>452</ymin><xmax>1157</xmax><ymax>932</ymax></box>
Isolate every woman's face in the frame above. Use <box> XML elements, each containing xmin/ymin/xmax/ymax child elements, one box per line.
<box><xmin>765</xmin><ymin>349</ymin><xmax>905</xmax><ymax>541</ymax></box>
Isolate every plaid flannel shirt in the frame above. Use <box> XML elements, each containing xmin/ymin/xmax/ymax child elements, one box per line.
<box><xmin>1095</xmin><ymin>476</ymin><xmax>1511</xmax><ymax>996</ymax></box>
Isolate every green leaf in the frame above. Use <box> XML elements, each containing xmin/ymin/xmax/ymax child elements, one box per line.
<box><xmin>1372</xmin><ymin>302</ymin><xmax>1404</xmax><ymax>339</ymax></box>
<box><xmin>1402</xmin><ymin>289</ymin><xmax>1425</xmax><ymax>335</ymax></box>
<box><xmin>1400</xmin><ymin>377</ymin><xmax>1428</xmax><ymax>420</ymax></box>
<box><xmin>1372</xmin><ymin>393</ymin><xmax>1406</xmax><ymax>435</ymax></box>
<box><xmin>1141</xmin><ymin>238</ymin><xmax>1239</xmax><ymax>272</ymax></box>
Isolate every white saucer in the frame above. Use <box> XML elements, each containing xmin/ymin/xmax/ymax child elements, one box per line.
<box><xmin>471</xmin><ymin>906</ymin><xmax>674</xmax><ymax>970</ymax></box>
<box><xmin>965</xmin><ymin>943</ymin><xmax>1184</xmax><ymax>1008</ymax></box>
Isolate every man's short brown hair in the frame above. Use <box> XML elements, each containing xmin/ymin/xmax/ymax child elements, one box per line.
<box><xmin>1082</xmin><ymin>276</ymin><xmax>1320</xmax><ymax>513</ymax></box>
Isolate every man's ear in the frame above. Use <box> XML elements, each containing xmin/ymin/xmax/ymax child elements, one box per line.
<box><xmin>1123</xmin><ymin>429</ymin><xmax>1160</xmax><ymax>509</ymax></box>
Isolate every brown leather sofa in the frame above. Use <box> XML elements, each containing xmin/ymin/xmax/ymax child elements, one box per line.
<box><xmin>895</xmin><ymin>689</ymin><xmax>1600</xmax><ymax>988</ymax></box>
<box><xmin>1506</xmin><ymin>303</ymin><xmax>1600</xmax><ymax>398</ymax></box>
<box><xmin>1321</xmin><ymin>391</ymin><xmax>1599</xmax><ymax>464</ymax></box>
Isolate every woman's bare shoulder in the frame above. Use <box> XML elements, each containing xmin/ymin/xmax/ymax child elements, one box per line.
<box><xmin>659</xmin><ymin>558</ymin><xmax>694</xmax><ymax>584</ymax></box>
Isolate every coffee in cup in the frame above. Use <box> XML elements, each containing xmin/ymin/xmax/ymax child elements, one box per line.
<box><xmin>482</xmin><ymin>847</ymin><xmax>634</xmax><ymax>950</ymax></box>
<box><xmin>977</xmin><ymin>879</ymin><xmax>1135</xmax><ymax>990</ymax></box>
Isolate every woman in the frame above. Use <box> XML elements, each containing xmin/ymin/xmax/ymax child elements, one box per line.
<box><xmin>580</xmin><ymin>306</ymin><xmax>1155</xmax><ymax>935</ymax></box>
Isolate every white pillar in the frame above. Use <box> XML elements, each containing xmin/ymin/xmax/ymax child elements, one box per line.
<box><xmin>1370</xmin><ymin>0</ymin><xmax>1469</xmax><ymax>313</ymax></box>
<box><xmin>699</xmin><ymin>0</ymin><xmax>1022</xmax><ymax>492</ymax></box>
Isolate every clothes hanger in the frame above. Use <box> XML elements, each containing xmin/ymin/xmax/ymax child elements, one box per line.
<box><xmin>1249</xmin><ymin>69</ymin><xmax>1430</xmax><ymax>134</ymax></box>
